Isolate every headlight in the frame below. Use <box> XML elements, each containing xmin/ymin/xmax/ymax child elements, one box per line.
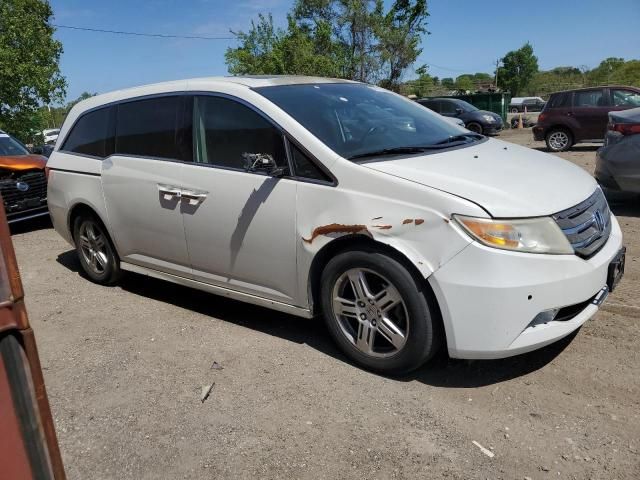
<box><xmin>482</xmin><ymin>114</ymin><xmax>495</xmax><ymax>122</ymax></box>
<box><xmin>453</xmin><ymin>215</ymin><xmax>574</xmax><ymax>254</ymax></box>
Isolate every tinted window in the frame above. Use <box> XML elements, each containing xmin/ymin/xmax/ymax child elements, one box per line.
<box><xmin>257</xmin><ymin>84</ymin><xmax>463</xmax><ymax>161</ymax></box>
<box><xmin>116</xmin><ymin>96</ymin><xmax>191</xmax><ymax>161</ymax></box>
<box><xmin>439</xmin><ymin>100</ymin><xmax>457</xmax><ymax>114</ymax></box>
<box><xmin>62</xmin><ymin>107</ymin><xmax>115</xmax><ymax>158</ymax></box>
<box><xmin>574</xmin><ymin>89</ymin><xmax>607</xmax><ymax>107</ymax></box>
<box><xmin>289</xmin><ymin>142</ymin><xmax>331</xmax><ymax>182</ymax></box>
<box><xmin>193</xmin><ymin>96</ymin><xmax>286</xmax><ymax>169</ymax></box>
<box><xmin>611</xmin><ymin>89</ymin><xmax>640</xmax><ymax>108</ymax></box>
<box><xmin>548</xmin><ymin>92</ymin><xmax>570</xmax><ymax>108</ymax></box>
<box><xmin>419</xmin><ymin>100</ymin><xmax>440</xmax><ymax>113</ymax></box>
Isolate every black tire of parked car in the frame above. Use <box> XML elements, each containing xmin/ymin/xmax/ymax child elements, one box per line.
<box><xmin>320</xmin><ymin>249</ymin><xmax>441</xmax><ymax>375</ymax></box>
<box><xmin>510</xmin><ymin>107</ymin><xmax>519</xmax><ymax>113</ymax></box>
<box><xmin>73</xmin><ymin>214</ymin><xmax>122</xmax><ymax>285</ymax></box>
<box><xmin>466</xmin><ymin>122</ymin><xmax>483</xmax><ymax>134</ymax></box>
<box><xmin>545</xmin><ymin>128</ymin><xmax>574</xmax><ymax>152</ymax></box>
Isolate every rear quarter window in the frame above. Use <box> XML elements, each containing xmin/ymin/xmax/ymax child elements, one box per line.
<box><xmin>547</xmin><ymin>92</ymin><xmax>571</xmax><ymax>109</ymax></box>
<box><xmin>61</xmin><ymin>107</ymin><xmax>115</xmax><ymax>158</ymax></box>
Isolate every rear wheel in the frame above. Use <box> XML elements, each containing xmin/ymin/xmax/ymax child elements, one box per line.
<box><xmin>510</xmin><ymin>107</ymin><xmax>519</xmax><ymax>113</ymax></box>
<box><xmin>466</xmin><ymin>122</ymin><xmax>483</xmax><ymax>134</ymax></box>
<box><xmin>73</xmin><ymin>215</ymin><xmax>121</xmax><ymax>285</ymax></box>
<box><xmin>545</xmin><ymin>128</ymin><xmax>573</xmax><ymax>152</ymax></box>
<box><xmin>320</xmin><ymin>250</ymin><xmax>441</xmax><ymax>375</ymax></box>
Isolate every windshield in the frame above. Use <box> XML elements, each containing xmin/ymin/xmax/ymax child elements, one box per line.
<box><xmin>455</xmin><ymin>100</ymin><xmax>479</xmax><ymax>112</ymax></box>
<box><xmin>256</xmin><ymin>83</ymin><xmax>476</xmax><ymax>160</ymax></box>
<box><xmin>0</xmin><ymin>133</ymin><xmax>29</xmax><ymax>156</ymax></box>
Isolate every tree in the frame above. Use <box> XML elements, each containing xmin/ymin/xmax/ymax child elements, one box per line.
<box><xmin>497</xmin><ymin>42</ymin><xmax>538</xmax><ymax>96</ymax></box>
<box><xmin>0</xmin><ymin>0</ymin><xmax>66</xmax><ymax>142</ymax></box>
<box><xmin>454</xmin><ymin>75</ymin><xmax>473</xmax><ymax>93</ymax></box>
<box><xmin>227</xmin><ymin>0</ymin><xmax>429</xmax><ymax>90</ymax></box>
<box><xmin>441</xmin><ymin>77</ymin><xmax>454</xmax><ymax>89</ymax></box>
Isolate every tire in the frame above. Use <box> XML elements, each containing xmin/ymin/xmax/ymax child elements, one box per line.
<box><xmin>466</xmin><ymin>122</ymin><xmax>483</xmax><ymax>134</ymax></box>
<box><xmin>73</xmin><ymin>214</ymin><xmax>122</xmax><ymax>285</ymax></box>
<box><xmin>510</xmin><ymin>107</ymin><xmax>519</xmax><ymax>113</ymax></box>
<box><xmin>320</xmin><ymin>249</ymin><xmax>441</xmax><ymax>375</ymax></box>
<box><xmin>545</xmin><ymin>128</ymin><xmax>573</xmax><ymax>152</ymax></box>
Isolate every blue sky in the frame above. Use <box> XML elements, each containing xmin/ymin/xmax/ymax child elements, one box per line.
<box><xmin>51</xmin><ymin>0</ymin><xmax>640</xmax><ymax>102</ymax></box>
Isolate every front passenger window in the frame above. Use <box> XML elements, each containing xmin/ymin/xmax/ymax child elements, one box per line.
<box><xmin>193</xmin><ymin>96</ymin><xmax>286</xmax><ymax>169</ymax></box>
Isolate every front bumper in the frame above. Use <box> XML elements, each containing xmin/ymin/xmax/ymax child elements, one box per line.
<box><xmin>483</xmin><ymin>124</ymin><xmax>503</xmax><ymax>135</ymax></box>
<box><xmin>429</xmin><ymin>216</ymin><xmax>623</xmax><ymax>359</ymax></box>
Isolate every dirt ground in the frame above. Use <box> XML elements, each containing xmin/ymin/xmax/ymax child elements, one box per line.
<box><xmin>11</xmin><ymin>129</ymin><xmax>640</xmax><ymax>479</ymax></box>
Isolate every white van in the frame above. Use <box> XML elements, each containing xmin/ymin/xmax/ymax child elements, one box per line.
<box><xmin>47</xmin><ymin>77</ymin><xmax>625</xmax><ymax>374</ymax></box>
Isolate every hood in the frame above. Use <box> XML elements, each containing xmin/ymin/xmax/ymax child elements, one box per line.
<box><xmin>0</xmin><ymin>154</ymin><xmax>47</xmax><ymax>171</ymax></box>
<box><xmin>364</xmin><ymin>138</ymin><xmax>597</xmax><ymax>217</ymax></box>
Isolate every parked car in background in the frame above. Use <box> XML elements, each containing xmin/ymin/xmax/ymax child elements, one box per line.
<box><xmin>31</xmin><ymin>144</ymin><xmax>55</xmax><ymax>158</ymax></box>
<box><xmin>47</xmin><ymin>76</ymin><xmax>625</xmax><ymax>374</ymax></box>
<box><xmin>533</xmin><ymin>86</ymin><xmax>640</xmax><ymax>152</ymax></box>
<box><xmin>0</xmin><ymin>201</ymin><xmax>66</xmax><ymax>479</ymax></box>
<box><xmin>42</xmin><ymin>129</ymin><xmax>60</xmax><ymax>145</ymax></box>
<box><xmin>441</xmin><ymin>115</ymin><xmax>466</xmax><ymax>128</ymax></box>
<box><xmin>418</xmin><ymin>98</ymin><xmax>503</xmax><ymax>135</ymax></box>
<box><xmin>509</xmin><ymin>96</ymin><xmax>546</xmax><ymax>113</ymax></box>
<box><xmin>595</xmin><ymin>107</ymin><xmax>640</xmax><ymax>194</ymax></box>
<box><xmin>0</xmin><ymin>130</ymin><xmax>49</xmax><ymax>223</ymax></box>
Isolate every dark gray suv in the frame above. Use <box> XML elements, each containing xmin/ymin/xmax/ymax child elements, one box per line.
<box><xmin>418</xmin><ymin>98</ymin><xmax>503</xmax><ymax>135</ymax></box>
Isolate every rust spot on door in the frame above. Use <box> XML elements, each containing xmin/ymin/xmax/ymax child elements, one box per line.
<box><xmin>414</xmin><ymin>219</ymin><xmax>425</xmax><ymax>225</ymax></box>
<box><xmin>302</xmin><ymin>223</ymin><xmax>368</xmax><ymax>243</ymax></box>
<box><xmin>443</xmin><ymin>218</ymin><xmax>450</xmax><ymax>224</ymax></box>
<box><xmin>402</xmin><ymin>219</ymin><xmax>413</xmax><ymax>225</ymax></box>
<box><xmin>372</xmin><ymin>224</ymin><xmax>392</xmax><ymax>230</ymax></box>
<box><xmin>371</xmin><ymin>216</ymin><xmax>383</xmax><ymax>220</ymax></box>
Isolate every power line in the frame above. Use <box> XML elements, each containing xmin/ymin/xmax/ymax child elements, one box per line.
<box><xmin>52</xmin><ymin>24</ymin><xmax>235</xmax><ymax>40</ymax></box>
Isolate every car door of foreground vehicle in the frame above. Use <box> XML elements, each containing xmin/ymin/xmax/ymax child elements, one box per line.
<box><xmin>180</xmin><ymin>95</ymin><xmax>298</xmax><ymax>304</ymax></box>
<box><xmin>101</xmin><ymin>95</ymin><xmax>192</xmax><ymax>276</ymax></box>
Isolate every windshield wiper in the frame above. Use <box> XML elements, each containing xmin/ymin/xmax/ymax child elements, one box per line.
<box><xmin>434</xmin><ymin>133</ymin><xmax>484</xmax><ymax>145</ymax></box>
<box><xmin>348</xmin><ymin>146</ymin><xmax>429</xmax><ymax>160</ymax></box>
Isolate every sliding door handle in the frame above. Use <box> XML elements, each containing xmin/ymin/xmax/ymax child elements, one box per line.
<box><xmin>180</xmin><ymin>190</ymin><xmax>208</xmax><ymax>202</ymax></box>
<box><xmin>158</xmin><ymin>184</ymin><xmax>182</xmax><ymax>197</ymax></box>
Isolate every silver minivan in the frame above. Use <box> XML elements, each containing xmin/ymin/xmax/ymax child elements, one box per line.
<box><xmin>47</xmin><ymin>76</ymin><xmax>625</xmax><ymax>374</ymax></box>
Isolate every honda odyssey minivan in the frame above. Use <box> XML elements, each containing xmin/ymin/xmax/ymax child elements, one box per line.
<box><xmin>47</xmin><ymin>77</ymin><xmax>625</xmax><ymax>374</ymax></box>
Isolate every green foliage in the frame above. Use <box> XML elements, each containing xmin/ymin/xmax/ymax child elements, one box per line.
<box><xmin>441</xmin><ymin>77</ymin><xmax>454</xmax><ymax>89</ymax></box>
<box><xmin>0</xmin><ymin>0</ymin><xmax>66</xmax><ymax>143</ymax></box>
<box><xmin>497</xmin><ymin>42</ymin><xmax>538</xmax><ymax>96</ymax></box>
<box><xmin>454</xmin><ymin>76</ymin><xmax>474</xmax><ymax>93</ymax></box>
<box><xmin>225</xmin><ymin>0</ymin><xmax>429</xmax><ymax>91</ymax></box>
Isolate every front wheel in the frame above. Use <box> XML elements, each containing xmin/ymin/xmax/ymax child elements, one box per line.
<box><xmin>510</xmin><ymin>107</ymin><xmax>519</xmax><ymax>113</ymax></box>
<box><xmin>320</xmin><ymin>250</ymin><xmax>441</xmax><ymax>375</ymax></box>
<box><xmin>73</xmin><ymin>215</ymin><xmax>122</xmax><ymax>285</ymax></box>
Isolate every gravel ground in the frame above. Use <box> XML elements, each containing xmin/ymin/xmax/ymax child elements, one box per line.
<box><xmin>11</xmin><ymin>129</ymin><xmax>640</xmax><ymax>479</ymax></box>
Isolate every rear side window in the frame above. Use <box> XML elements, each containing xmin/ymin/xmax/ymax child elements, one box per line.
<box><xmin>547</xmin><ymin>93</ymin><xmax>570</xmax><ymax>109</ymax></box>
<box><xmin>116</xmin><ymin>96</ymin><xmax>192</xmax><ymax>161</ymax></box>
<box><xmin>419</xmin><ymin>100</ymin><xmax>439</xmax><ymax>113</ymax></box>
<box><xmin>439</xmin><ymin>100</ymin><xmax>456</xmax><ymax>115</ymax></box>
<box><xmin>192</xmin><ymin>96</ymin><xmax>286</xmax><ymax>169</ymax></box>
<box><xmin>62</xmin><ymin>107</ymin><xmax>115</xmax><ymax>158</ymax></box>
<box><xmin>574</xmin><ymin>89</ymin><xmax>607</xmax><ymax>107</ymax></box>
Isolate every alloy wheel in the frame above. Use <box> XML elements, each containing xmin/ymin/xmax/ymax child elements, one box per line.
<box><xmin>78</xmin><ymin>220</ymin><xmax>109</xmax><ymax>275</ymax></box>
<box><xmin>548</xmin><ymin>131</ymin><xmax>569</xmax><ymax>151</ymax></box>
<box><xmin>332</xmin><ymin>268</ymin><xmax>409</xmax><ymax>358</ymax></box>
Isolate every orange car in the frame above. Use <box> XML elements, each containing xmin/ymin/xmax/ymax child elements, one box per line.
<box><xmin>0</xmin><ymin>199</ymin><xmax>66</xmax><ymax>478</ymax></box>
<box><xmin>0</xmin><ymin>130</ymin><xmax>48</xmax><ymax>224</ymax></box>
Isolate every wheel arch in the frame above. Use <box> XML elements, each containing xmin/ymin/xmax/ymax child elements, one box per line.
<box><xmin>67</xmin><ymin>202</ymin><xmax>119</xmax><ymax>256</ymax></box>
<box><xmin>307</xmin><ymin>234</ymin><xmax>444</xmax><ymax>331</ymax></box>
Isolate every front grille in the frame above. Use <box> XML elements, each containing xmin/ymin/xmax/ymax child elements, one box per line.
<box><xmin>553</xmin><ymin>188</ymin><xmax>611</xmax><ymax>259</ymax></box>
<box><xmin>0</xmin><ymin>169</ymin><xmax>47</xmax><ymax>214</ymax></box>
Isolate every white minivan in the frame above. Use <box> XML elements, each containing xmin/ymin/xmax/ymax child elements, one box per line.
<box><xmin>47</xmin><ymin>76</ymin><xmax>625</xmax><ymax>374</ymax></box>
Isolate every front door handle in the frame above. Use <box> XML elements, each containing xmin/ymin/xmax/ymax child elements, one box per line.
<box><xmin>180</xmin><ymin>190</ymin><xmax>208</xmax><ymax>202</ymax></box>
<box><xmin>158</xmin><ymin>184</ymin><xmax>182</xmax><ymax>197</ymax></box>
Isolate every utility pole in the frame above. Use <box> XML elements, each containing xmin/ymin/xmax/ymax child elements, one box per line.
<box><xmin>494</xmin><ymin>59</ymin><xmax>501</xmax><ymax>90</ymax></box>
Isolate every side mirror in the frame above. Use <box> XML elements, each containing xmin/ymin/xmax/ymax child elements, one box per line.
<box><xmin>242</xmin><ymin>152</ymin><xmax>287</xmax><ymax>177</ymax></box>
<box><xmin>455</xmin><ymin>108</ymin><xmax>464</xmax><ymax>115</ymax></box>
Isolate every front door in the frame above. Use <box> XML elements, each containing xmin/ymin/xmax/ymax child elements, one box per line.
<box><xmin>102</xmin><ymin>95</ymin><xmax>192</xmax><ymax>276</ymax></box>
<box><xmin>180</xmin><ymin>95</ymin><xmax>298</xmax><ymax>304</ymax></box>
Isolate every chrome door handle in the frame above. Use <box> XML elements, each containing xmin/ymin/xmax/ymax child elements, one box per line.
<box><xmin>158</xmin><ymin>184</ymin><xmax>182</xmax><ymax>197</ymax></box>
<box><xmin>180</xmin><ymin>190</ymin><xmax>208</xmax><ymax>202</ymax></box>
